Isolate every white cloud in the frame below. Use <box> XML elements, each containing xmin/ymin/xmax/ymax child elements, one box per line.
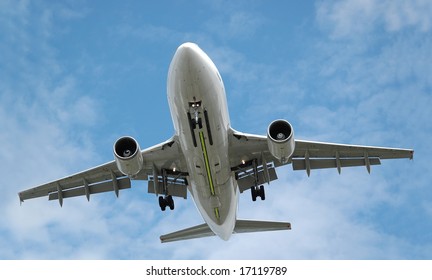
<box><xmin>0</xmin><ymin>0</ymin><xmax>106</xmax><ymax>259</ymax></box>
<box><xmin>316</xmin><ymin>0</ymin><xmax>432</xmax><ymax>38</ymax></box>
<box><xmin>383</xmin><ymin>0</ymin><xmax>432</xmax><ymax>32</ymax></box>
<box><xmin>316</xmin><ymin>0</ymin><xmax>377</xmax><ymax>38</ymax></box>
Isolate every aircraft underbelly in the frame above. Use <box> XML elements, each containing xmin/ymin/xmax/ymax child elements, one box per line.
<box><xmin>167</xmin><ymin>43</ymin><xmax>236</xmax><ymax>239</ymax></box>
<box><xmin>183</xmin><ymin>88</ymin><xmax>235</xmax><ymax>238</ymax></box>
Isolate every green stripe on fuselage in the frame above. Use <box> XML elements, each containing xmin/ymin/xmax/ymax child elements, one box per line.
<box><xmin>199</xmin><ymin>131</ymin><xmax>215</xmax><ymax>195</ymax></box>
<box><xmin>199</xmin><ymin>131</ymin><xmax>220</xmax><ymax>220</ymax></box>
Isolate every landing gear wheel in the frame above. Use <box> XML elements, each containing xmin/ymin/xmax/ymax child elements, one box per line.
<box><xmin>192</xmin><ymin>118</ymin><xmax>203</xmax><ymax>129</ymax></box>
<box><xmin>159</xmin><ymin>195</ymin><xmax>174</xmax><ymax>211</ymax></box>
<box><xmin>159</xmin><ymin>196</ymin><xmax>167</xmax><ymax>211</ymax></box>
<box><xmin>251</xmin><ymin>185</ymin><xmax>265</xmax><ymax>201</ymax></box>
<box><xmin>259</xmin><ymin>185</ymin><xmax>265</xmax><ymax>201</ymax></box>
<box><xmin>197</xmin><ymin>118</ymin><xmax>203</xmax><ymax>129</ymax></box>
<box><xmin>251</xmin><ymin>186</ymin><xmax>257</xmax><ymax>201</ymax></box>
<box><xmin>166</xmin><ymin>195</ymin><xmax>175</xmax><ymax>210</ymax></box>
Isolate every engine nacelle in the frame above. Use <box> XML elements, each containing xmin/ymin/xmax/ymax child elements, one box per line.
<box><xmin>113</xmin><ymin>136</ymin><xmax>143</xmax><ymax>176</ymax></box>
<box><xmin>267</xmin><ymin>119</ymin><xmax>295</xmax><ymax>164</ymax></box>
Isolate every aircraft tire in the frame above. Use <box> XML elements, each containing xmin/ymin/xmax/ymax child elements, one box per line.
<box><xmin>260</xmin><ymin>185</ymin><xmax>265</xmax><ymax>200</ymax></box>
<box><xmin>159</xmin><ymin>196</ymin><xmax>167</xmax><ymax>211</ymax></box>
<box><xmin>167</xmin><ymin>195</ymin><xmax>175</xmax><ymax>210</ymax></box>
<box><xmin>251</xmin><ymin>186</ymin><xmax>257</xmax><ymax>201</ymax></box>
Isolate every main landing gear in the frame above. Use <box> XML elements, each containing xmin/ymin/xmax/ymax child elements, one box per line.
<box><xmin>159</xmin><ymin>195</ymin><xmax>174</xmax><ymax>211</ymax></box>
<box><xmin>251</xmin><ymin>185</ymin><xmax>265</xmax><ymax>201</ymax></box>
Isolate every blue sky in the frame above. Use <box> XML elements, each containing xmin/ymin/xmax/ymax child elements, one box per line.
<box><xmin>0</xmin><ymin>0</ymin><xmax>431</xmax><ymax>259</ymax></box>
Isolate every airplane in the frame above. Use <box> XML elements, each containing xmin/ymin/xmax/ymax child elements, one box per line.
<box><xmin>18</xmin><ymin>42</ymin><xmax>414</xmax><ymax>243</ymax></box>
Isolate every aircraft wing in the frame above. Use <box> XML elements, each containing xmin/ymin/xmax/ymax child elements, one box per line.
<box><xmin>18</xmin><ymin>136</ymin><xmax>188</xmax><ymax>206</ymax></box>
<box><xmin>291</xmin><ymin>140</ymin><xmax>413</xmax><ymax>175</ymax></box>
<box><xmin>228</xmin><ymin>129</ymin><xmax>413</xmax><ymax>192</ymax></box>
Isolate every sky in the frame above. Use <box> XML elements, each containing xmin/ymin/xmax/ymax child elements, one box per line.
<box><xmin>0</xmin><ymin>0</ymin><xmax>431</xmax><ymax>260</ymax></box>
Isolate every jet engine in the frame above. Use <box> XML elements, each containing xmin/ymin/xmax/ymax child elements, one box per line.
<box><xmin>113</xmin><ymin>136</ymin><xmax>143</xmax><ymax>176</ymax></box>
<box><xmin>267</xmin><ymin>119</ymin><xmax>295</xmax><ymax>164</ymax></box>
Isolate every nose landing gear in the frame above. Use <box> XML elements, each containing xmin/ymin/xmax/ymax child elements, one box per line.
<box><xmin>189</xmin><ymin>100</ymin><xmax>203</xmax><ymax>130</ymax></box>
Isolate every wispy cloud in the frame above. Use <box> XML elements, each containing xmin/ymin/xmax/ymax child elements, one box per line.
<box><xmin>0</xmin><ymin>1</ymin><xmax>104</xmax><ymax>259</ymax></box>
<box><xmin>316</xmin><ymin>0</ymin><xmax>432</xmax><ymax>38</ymax></box>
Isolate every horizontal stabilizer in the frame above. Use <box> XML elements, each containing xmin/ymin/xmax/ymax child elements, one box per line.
<box><xmin>160</xmin><ymin>223</ymin><xmax>215</xmax><ymax>243</ymax></box>
<box><xmin>234</xmin><ymin>219</ymin><xmax>291</xmax><ymax>233</ymax></box>
<box><xmin>160</xmin><ymin>219</ymin><xmax>291</xmax><ymax>243</ymax></box>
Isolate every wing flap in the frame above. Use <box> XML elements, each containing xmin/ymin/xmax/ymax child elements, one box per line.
<box><xmin>292</xmin><ymin>140</ymin><xmax>412</xmax><ymax>175</ymax></box>
<box><xmin>19</xmin><ymin>161</ymin><xmax>118</xmax><ymax>201</ymax></box>
<box><xmin>236</xmin><ymin>166</ymin><xmax>278</xmax><ymax>193</ymax></box>
<box><xmin>292</xmin><ymin>157</ymin><xmax>381</xmax><ymax>171</ymax></box>
<box><xmin>48</xmin><ymin>177</ymin><xmax>131</xmax><ymax>201</ymax></box>
<box><xmin>294</xmin><ymin>140</ymin><xmax>414</xmax><ymax>159</ymax></box>
<box><xmin>148</xmin><ymin>180</ymin><xmax>188</xmax><ymax>199</ymax></box>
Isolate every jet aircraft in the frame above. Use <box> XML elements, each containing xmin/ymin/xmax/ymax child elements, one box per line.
<box><xmin>19</xmin><ymin>43</ymin><xmax>414</xmax><ymax>242</ymax></box>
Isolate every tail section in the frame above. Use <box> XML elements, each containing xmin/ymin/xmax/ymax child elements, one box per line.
<box><xmin>160</xmin><ymin>219</ymin><xmax>291</xmax><ymax>243</ymax></box>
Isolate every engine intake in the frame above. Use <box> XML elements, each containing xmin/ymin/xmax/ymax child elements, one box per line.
<box><xmin>267</xmin><ymin>119</ymin><xmax>295</xmax><ymax>164</ymax></box>
<box><xmin>113</xmin><ymin>136</ymin><xmax>143</xmax><ymax>176</ymax></box>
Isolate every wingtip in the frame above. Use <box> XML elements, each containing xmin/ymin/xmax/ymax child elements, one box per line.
<box><xmin>18</xmin><ymin>193</ymin><xmax>24</xmax><ymax>205</ymax></box>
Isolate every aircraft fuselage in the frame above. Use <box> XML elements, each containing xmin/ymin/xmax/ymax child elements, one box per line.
<box><xmin>167</xmin><ymin>43</ymin><xmax>237</xmax><ymax>240</ymax></box>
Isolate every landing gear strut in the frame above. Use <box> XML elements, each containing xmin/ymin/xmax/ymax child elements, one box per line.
<box><xmin>192</xmin><ymin>117</ymin><xmax>202</xmax><ymax>130</ymax></box>
<box><xmin>251</xmin><ymin>185</ymin><xmax>265</xmax><ymax>201</ymax></box>
<box><xmin>189</xmin><ymin>99</ymin><xmax>203</xmax><ymax>129</ymax></box>
<box><xmin>249</xmin><ymin>158</ymin><xmax>265</xmax><ymax>201</ymax></box>
<box><xmin>159</xmin><ymin>195</ymin><xmax>175</xmax><ymax>211</ymax></box>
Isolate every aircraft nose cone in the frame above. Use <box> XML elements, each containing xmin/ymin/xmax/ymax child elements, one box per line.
<box><xmin>174</xmin><ymin>42</ymin><xmax>204</xmax><ymax>66</ymax></box>
<box><xmin>177</xmin><ymin>42</ymin><xmax>200</xmax><ymax>55</ymax></box>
